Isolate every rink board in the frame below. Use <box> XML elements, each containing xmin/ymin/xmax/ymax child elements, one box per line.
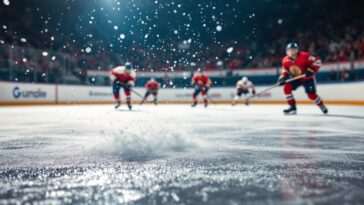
<box><xmin>0</xmin><ymin>81</ymin><xmax>364</xmax><ymax>105</ymax></box>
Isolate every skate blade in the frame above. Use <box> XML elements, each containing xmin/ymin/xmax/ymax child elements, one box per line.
<box><xmin>284</xmin><ymin>111</ymin><xmax>297</xmax><ymax>115</ymax></box>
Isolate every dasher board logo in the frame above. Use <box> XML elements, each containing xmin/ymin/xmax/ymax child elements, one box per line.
<box><xmin>12</xmin><ymin>86</ymin><xmax>47</xmax><ymax>99</ymax></box>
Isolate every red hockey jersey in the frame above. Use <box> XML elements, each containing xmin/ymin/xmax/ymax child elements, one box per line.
<box><xmin>110</xmin><ymin>66</ymin><xmax>136</xmax><ymax>84</ymax></box>
<box><xmin>281</xmin><ymin>51</ymin><xmax>321</xmax><ymax>81</ymax></box>
<box><xmin>146</xmin><ymin>80</ymin><xmax>160</xmax><ymax>91</ymax></box>
<box><xmin>192</xmin><ymin>74</ymin><xmax>211</xmax><ymax>88</ymax></box>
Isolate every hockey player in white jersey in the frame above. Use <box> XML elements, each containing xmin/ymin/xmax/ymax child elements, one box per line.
<box><xmin>232</xmin><ymin>77</ymin><xmax>256</xmax><ymax>106</ymax></box>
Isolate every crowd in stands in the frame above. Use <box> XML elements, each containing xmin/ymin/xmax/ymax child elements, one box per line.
<box><xmin>0</xmin><ymin>1</ymin><xmax>363</xmax><ymax>85</ymax></box>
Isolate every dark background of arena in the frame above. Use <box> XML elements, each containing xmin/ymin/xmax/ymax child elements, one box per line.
<box><xmin>0</xmin><ymin>0</ymin><xmax>363</xmax><ymax>87</ymax></box>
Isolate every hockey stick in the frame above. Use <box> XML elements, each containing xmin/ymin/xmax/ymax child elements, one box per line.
<box><xmin>206</xmin><ymin>94</ymin><xmax>217</xmax><ymax>105</ymax></box>
<box><xmin>246</xmin><ymin>74</ymin><xmax>306</xmax><ymax>102</ymax></box>
<box><xmin>115</xmin><ymin>82</ymin><xmax>144</xmax><ymax>99</ymax></box>
<box><xmin>131</xmin><ymin>90</ymin><xmax>144</xmax><ymax>99</ymax></box>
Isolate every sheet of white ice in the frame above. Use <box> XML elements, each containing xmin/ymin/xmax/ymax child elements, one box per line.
<box><xmin>0</xmin><ymin>105</ymin><xmax>363</xmax><ymax>204</ymax></box>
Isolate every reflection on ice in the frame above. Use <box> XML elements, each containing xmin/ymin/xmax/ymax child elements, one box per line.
<box><xmin>0</xmin><ymin>105</ymin><xmax>363</xmax><ymax>204</ymax></box>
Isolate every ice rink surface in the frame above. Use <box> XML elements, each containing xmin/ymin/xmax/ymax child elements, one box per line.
<box><xmin>0</xmin><ymin>104</ymin><xmax>363</xmax><ymax>204</ymax></box>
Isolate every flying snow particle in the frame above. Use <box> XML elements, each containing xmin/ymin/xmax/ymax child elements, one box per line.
<box><xmin>216</xmin><ymin>25</ymin><xmax>222</xmax><ymax>32</ymax></box>
<box><xmin>3</xmin><ymin>0</ymin><xmax>10</xmax><ymax>6</ymax></box>
<box><xmin>0</xmin><ymin>40</ymin><xmax>4</xmax><ymax>44</ymax></box>
<box><xmin>42</xmin><ymin>52</ymin><xmax>48</xmax><ymax>57</ymax></box>
<box><xmin>113</xmin><ymin>25</ymin><xmax>118</xmax><ymax>30</ymax></box>
<box><xmin>277</xmin><ymin>19</ymin><xmax>283</xmax><ymax>24</ymax></box>
<box><xmin>227</xmin><ymin>47</ymin><xmax>234</xmax><ymax>53</ymax></box>
<box><xmin>51</xmin><ymin>36</ymin><xmax>55</xmax><ymax>41</ymax></box>
<box><xmin>120</xmin><ymin>33</ymin><xmax>126</xmax><ymax>39</ymax></box>
<box><xmin>51</xmin><ymin>56</ymin><xmax>56</xmax><ymax>61</ymax></box>
<box><xmin>22</xmin><ymin>58</ymin><xmax>27</xmax><ymax>62</ymax></box>
<box><xmin>20</xmin><ymin>38</ymin><xmax>27</xmax><ymax>43</ymax></box>
<box><xmin>85</xmin><ymin>47</ymin><xmax>92</xmax><ymax>53</ymax></box>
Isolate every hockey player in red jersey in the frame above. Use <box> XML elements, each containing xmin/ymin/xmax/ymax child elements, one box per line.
<box><xmin>191</xmin><ymin>68</ymin><xmax>212</xmax><ymax>107</ymax></box>
<box><xmin>278</xmin><ymin>43</ymin><xmax>328</xmax><ymax>114</ymax></box>
<box><xmin>109</xmin><ymin>62</ymin><xmax>136</xmax><ymax>110</ymax></box>
<box><xmin>140</xmin><ymin>78</ymin><xmax>160</xmax><ymax>105</ymax></box>
<box><xmin>232</xmin><ymin>76</ymin><xmax>256</xmax><ymax>106</ymax></box>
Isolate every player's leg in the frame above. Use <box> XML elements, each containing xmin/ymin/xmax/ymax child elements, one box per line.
<box><xmin>112</xmin><ymin>82</ymin><xmax>121</xmax><ymax>109</ymax></box>
<box><xmin>303</xmin><ymin>79</ymin><xmax>328</xmax><ymax>114</ymax></box>
<box><xmin>191</xmin><ymin>87</ymin><xmax>200</xmax><ymax>107</ymax></box>
<box><xmin>124</xmin><ymin>88</ymin><xmax>132</xmax><ymax>110</ymax></box>
<box><xmin>141</xmin><ymin>91</ymin><xmax>150</xmax><ymax>105</ymax></box>
<box><xmin>201</xmin><ymin>90</ymin><xmax>208</xmax><ymax>107</ymax></box>
<box><xmin>283</xmin><ymin>81</ymin><xmax>300</xmax><ymax>114</ymax></box>
<box><xmin>243</xmin><ymin>90</ymin><xmax>250</xmax><ymax>106</ymax></box>
<box><xmin>232</xmin><ymin>90</ymin><xmax>242</xmax><ymax>106</ymax></box>
<box><xmin>152</xmin><ymin>92</ymin><xmax>158</xmax><ymax>105</ymax></box>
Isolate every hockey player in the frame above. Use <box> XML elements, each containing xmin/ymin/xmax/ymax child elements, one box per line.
<box><xmin>109</xmin><ymin>62</ymin><xmax>136</xmax><ymax>110</ymax></box>
<box><xmin>140</xmin><ymin>78</ymin><xmax>160</xmax><ymax>105</ymax></box>
<box><xmin>191</xmin><ymin>68</ymin><xmax>212</xmax><ymax>107</ymax></box>
<box><xmin>278</xmin><ymin>42</ymin><xmax>328</xmax><ymax>115</ymax></box>
<box><xmin>232</xmin><ymin>76</ymin><xmax>256</xmax><ymax>106</ymax></box>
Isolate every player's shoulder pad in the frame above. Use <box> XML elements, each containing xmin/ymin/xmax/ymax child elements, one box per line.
<box><xmin>113</xmin><ymin>66</ymin><xmax>125</xmax><ymax>73</ymax></box>
<box><xmin>282</xmin><ymin>55</ymin><xmax>290</xmax><ymax>63</ymax></box>
<box><xmin>300</xmin><ymin>51</ymin><xmax>311</xmax><ymax>58</ymax></box>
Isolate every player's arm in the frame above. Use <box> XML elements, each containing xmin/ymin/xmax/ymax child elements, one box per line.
<box><xmin>191</xmin><ymin>76</ymin><xmax>196</xmax><ymax>86</ymax></box>
<box><xmin>127</xmin><ymin>71</ymin><xmax>136</xmax><ymax>88</ymax></box>
<box><xmin>109</xmin><ymin>69</ymin><xmax>117</xmax><ymax>82</ymax></box>
<box><xmin>278</xmin><ymin>63</ymin><xmax>289</xmax><ymax>86</ymax></box>
<box><xmin>206</xmin><ymin>78</ymin><xmax>212</xmax><ymax>87</ymax></box>
<box><xmin>236</xmin><ymin>82</ymin><xmax>240</xmax><ymax>89</ymax></box>
<box><xmin>306</xmin><ymin>55</ymin><xmax>322</xmax><ymax>77</ymax></box>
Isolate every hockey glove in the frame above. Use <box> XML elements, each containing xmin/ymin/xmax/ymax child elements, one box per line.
<box><xmin>278</xmin><ymin>75</ymin><xmax>288</xmax><ymax>86</ymax></box>
<box><xmin>305</xmin><ymin>68</ymin><xmax>315</xmax><ymax>77</ymax></box>
<box><xmin>113</xmin><ymin>79</ymin><xmax>121</xmax><ymax>85</ymax></box>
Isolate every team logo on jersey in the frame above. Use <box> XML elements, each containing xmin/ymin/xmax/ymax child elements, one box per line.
<box><xmin>289</xmin><ymin>65</ymin><xmax>302</xmax><ymax>76</ymax></box>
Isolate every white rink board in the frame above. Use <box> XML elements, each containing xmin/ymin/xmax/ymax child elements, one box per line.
<box><xmin>0</xmin><ymin>81</ymin><xmax>55</xmax><ymax>102</ymax></box>
<box><xmin>58</xmin><ymin>84</ymin><xmax>114</xmax><ymax>102</ymax></box>
<box><xmin>0</xmin><ymin>81</ymin><xmax>364</xmax><ymax>103</ymax></box>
